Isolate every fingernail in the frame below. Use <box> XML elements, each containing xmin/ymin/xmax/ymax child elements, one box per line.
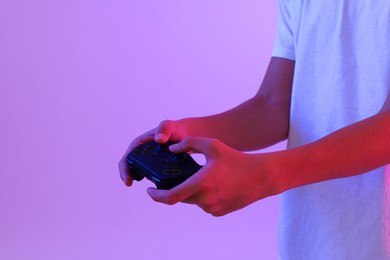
<box><xmin>124</xmin><ymin>178</ymin><xmax>132</xmax><ymax>187</ymax></box>
<box><xmin>169</xmin><ymin>143</ymin><xmax>178</xmax><ymax>151</ymax></box>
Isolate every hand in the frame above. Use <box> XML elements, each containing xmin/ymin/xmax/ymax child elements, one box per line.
<box><xmin>146</xmin><ymin>137</ymin><xmax>281</xmax><ymax>216</ymax></box>
<box><xmin>118</xmin><ymin>120</ymin><xmax>189</xmax><ymax>186</ymax></box>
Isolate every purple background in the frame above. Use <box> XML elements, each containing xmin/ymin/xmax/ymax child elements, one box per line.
<box><xmin>1</xmin><ymin>1</ymin><xmax>286</xmax><ymax>259</ymax></box>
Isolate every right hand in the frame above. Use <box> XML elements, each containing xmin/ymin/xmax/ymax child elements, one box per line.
<box><xmin>118</xmin><ymin>120</ymin><xmax>189</xmax><ymax>187</ymax></box>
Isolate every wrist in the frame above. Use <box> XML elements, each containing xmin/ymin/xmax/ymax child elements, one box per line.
<box><xmin>245</xmin><ymin>152</ymin><xmax>290</xmax><ymax>198</ymax></box>
<box><xmin>248</xmin><ymin>149</ymin><xmax>309</xmax><ymax>197</ymax></box>
<box><xmin>260</xmin><ymin>144</ymin><xmax>332</xmax><ymax>194</ymax></box>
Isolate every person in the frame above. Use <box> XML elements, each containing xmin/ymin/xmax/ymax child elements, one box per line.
<box><xmin>119</xmin><ymin>0</ymin><xmax>390</xmax><ymax>258</ymax></box>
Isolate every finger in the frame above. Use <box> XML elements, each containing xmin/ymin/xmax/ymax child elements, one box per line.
<box><xmin>181</xmin><ymin>191</ymin><xmax>226</xmax><ymax>216</ymax></box>
<box><xmin>146</xmin><ymin>172</ymin><xmax>203</xmax><ymax>205</ymax></box>
<box><xmin>128</xmin><ymin>129</ymin><xmax>156</xmax><ymax>151</ymax></box>
<box><xmin>118</xmin><ymin>158</ymin><xmax>133</xmax><ymax>187</ymax></box>
<box><xmin>169</xmin><ymin>136</ymin><xmax>220</xmax><ymax>159</ymax></box>
<box><xmin>155</xmin><ymin>120</ymin><xmax>175</xmax><ymax>144</ymax></box>
<box><xmin>181</xmin><ymin>194</ymin><xmax>201</xmax><ymax>205</ymax></box>
<box><xmin>118</xmin><ymin>129</ymin><xmax>156</xmax><ymax>186</ymax></box>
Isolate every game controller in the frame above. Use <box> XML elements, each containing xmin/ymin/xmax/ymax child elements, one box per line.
<box><xmin>127</xmin><ymin>141</ymin><xmax>202</xmax><ymax>190</ymax></box>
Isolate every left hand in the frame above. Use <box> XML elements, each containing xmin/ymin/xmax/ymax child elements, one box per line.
<box><xmin>147</xmin><ymin>136</ymin><xmax>281</xmax><ymax>216</ymax></box>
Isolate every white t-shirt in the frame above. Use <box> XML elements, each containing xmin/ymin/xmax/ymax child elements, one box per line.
<box><xmin>272</xmin><ymin>0</ymin><xmax>390</xmax><ymax>259</ymax></box>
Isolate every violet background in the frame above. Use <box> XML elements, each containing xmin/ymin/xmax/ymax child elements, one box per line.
<box><xmin>1</xmin><ymin>1</ymin><xmax>286</xmax><ymax>259</ymax></box>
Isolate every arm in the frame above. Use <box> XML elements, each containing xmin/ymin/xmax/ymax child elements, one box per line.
<box><xmin>119</xmin><ymin>57</ymin><xmax>294</xmax><ymax>186</ymax></box>
<box><xmin>159</xmin><ymin>57</ymin><xmax>295</xmax><ymax>151</ymax></box>
<box><xmin>147</xmin><ymin>92</ymin><xmax>390</xmax><ymax>216</ymax></box>
<box><xmin>266</xmin><ymin>94</ymin><xmax>390</xmax><ymax>193</ymax></box>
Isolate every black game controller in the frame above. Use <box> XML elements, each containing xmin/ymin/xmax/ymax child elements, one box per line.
<box><xmin>127</xmin><ymin>141</ymin><xmax>202</xmax><ymax>190</ymax></box>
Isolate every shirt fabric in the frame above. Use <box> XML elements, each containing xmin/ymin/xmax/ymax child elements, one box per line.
<box><xmin>272</xmin><ymin>0</ymin><xmax>390</xmax><ymax>259</ymax></box>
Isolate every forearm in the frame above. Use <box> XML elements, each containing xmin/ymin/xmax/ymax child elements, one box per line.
<box><xmin>178</xmin><ymin>57</ymin><xmax>295</xmax><ymax>151</ymax></box>
<box><xmin>266</xmin><ymin>111</ymin><xmax>390</xmax><ymax>193</ymax></box>
<box><xmin>180</xmin><ymin>96</ymin><xmax>289</xmax><ymax>151</ymax></box>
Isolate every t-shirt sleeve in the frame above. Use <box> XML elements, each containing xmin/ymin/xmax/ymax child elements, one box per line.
<box><xmin>272</xmin><ymin>0</ymin><xmax>296</xmax><ymax>61</ymax></box>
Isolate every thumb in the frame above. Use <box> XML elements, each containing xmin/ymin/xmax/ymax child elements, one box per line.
<box><xmin>169</xmin><ymin>136</ymin><xmax>220</xmax><ymax>159</ymax></box>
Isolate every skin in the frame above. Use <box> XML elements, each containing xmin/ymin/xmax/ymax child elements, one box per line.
<box><xmin>118</xmin><ymin>57</ymin><xmax>390</xmax><ymax>216</ymax></box>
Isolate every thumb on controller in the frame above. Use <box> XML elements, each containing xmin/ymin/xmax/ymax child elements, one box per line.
<box><xmin>169</xmin><ymin>136</ymin><xmax>220</xmax><ymax>160</ymax></box>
